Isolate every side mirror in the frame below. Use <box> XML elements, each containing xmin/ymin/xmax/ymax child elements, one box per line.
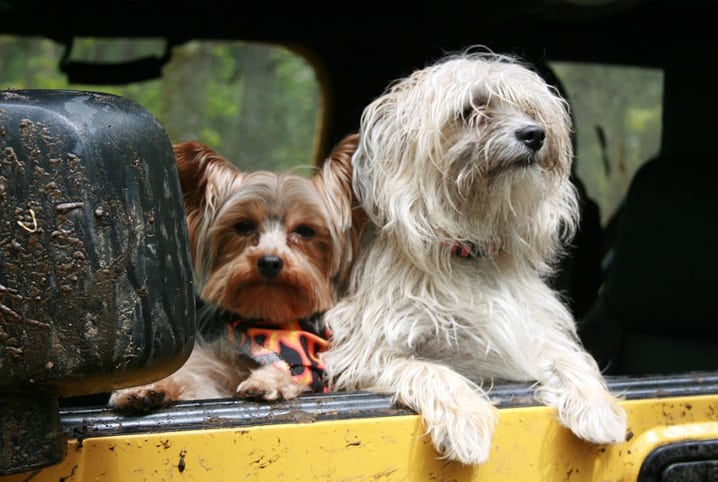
<box><xmin>0</xmin><ymin>90</ymin><xmax>196</xmax><ymax>475</ymax></box>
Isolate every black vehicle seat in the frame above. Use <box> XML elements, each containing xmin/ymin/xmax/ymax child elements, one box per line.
<box><xmin>579</xmin><ymin>57</ymin><xmax>718</xmax><ymax>375</ymax></box>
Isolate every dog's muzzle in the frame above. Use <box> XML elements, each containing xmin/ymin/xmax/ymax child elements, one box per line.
<box><xmin>511</xmin><ymin>124</ymin><xmax>546</xmax><ymax>167</ymax></box>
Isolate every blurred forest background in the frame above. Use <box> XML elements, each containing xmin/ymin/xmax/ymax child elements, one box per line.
<box><xmin>552</xmin><ymin>62</ymin><xmax>662</xmax><ymax>225</ymax></box>
<box><xmin>0</xmin><ymin>36</ymin><xmax>320</xmax><ymax>174</ymax></box>
<box><xmin>0</xmin><ymin>35</ymin><xmax>662</xmax><ymax>225</ymax></box>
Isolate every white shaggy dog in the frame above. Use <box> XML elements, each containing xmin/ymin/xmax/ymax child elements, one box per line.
<box><xmin>321</xmin><ymin>50</ymin><xmax>628</xmax><ymax>465</ymax></box>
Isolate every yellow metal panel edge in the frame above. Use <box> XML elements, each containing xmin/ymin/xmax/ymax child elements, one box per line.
<box><xmin>2</xmin><ymin>394</ymin><xmax>717</xmax><ymax>482</ymax></box>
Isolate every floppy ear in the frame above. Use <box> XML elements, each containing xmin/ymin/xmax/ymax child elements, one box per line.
<box><xmin>172</xmin><ymin>140</ymin><xmax>241</xmax><ymax>214</ymax></box>
<box><xmin>172</xmin><ymin>141</ymin><xmax>243</xmax><ymax>258</ymax></box>
<box><xmin>313</xmin><ymin>133</ymin><xmax>367</xmax><ymax>291</ymax></box>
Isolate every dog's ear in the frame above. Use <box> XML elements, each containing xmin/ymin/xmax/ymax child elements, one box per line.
<box><xmin>172</xmin><ymin>140</ymin><xmax>241</xmax><ymax>214</ymax></box>
<box><xmin>313</xmin><ymin>133</ymin><xmax>367</xmax><ymax>290</ymax></box>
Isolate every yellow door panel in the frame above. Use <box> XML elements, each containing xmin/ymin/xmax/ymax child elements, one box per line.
<box><xmin>2</xmin><ymin>393</ymin><xmax>717</xmax><ymax>481</ymax></box>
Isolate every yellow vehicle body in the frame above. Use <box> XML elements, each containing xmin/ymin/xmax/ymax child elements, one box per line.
<box><xmin>3</xmin><ymin>375</ymin><xmax>717</xmax><ymax>481</ymax></box>
<box><xmin>1</xmin><ymin>4</ymin><xmax>717</xmax><ymax>481</ymax></box>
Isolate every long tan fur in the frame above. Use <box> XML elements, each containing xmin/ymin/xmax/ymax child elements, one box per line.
<box><xmin>110</xmin><ymin>135</ymin><xmax>359</xmax><ymax>410</ymax></box>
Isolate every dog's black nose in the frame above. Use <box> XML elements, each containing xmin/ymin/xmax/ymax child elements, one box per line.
<box><xmin>257</xmin><ymin>255</ymin><xmax>283</xmax><ymax>278</ymax></box>
<box><xmin>515</xmin><ymin>125</ymin><xmax>545</xmax><ymax>151</ymax></box>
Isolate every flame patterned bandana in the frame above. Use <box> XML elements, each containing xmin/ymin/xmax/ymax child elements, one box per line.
<box><xmin>225</xmin><ymin>314</ymin><xmax>330</xmax><ymax>393</ymax></box>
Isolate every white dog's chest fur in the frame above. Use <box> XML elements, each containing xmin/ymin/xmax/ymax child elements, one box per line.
<box><xmin>343</xmin><ymin>234</ymin><xmax>569</xmax><ymax>384</ymax></box>
<box><xmin>395</xmin><ymin>258</ymin><xmax>561</xmax><ymax>383</ymax></box>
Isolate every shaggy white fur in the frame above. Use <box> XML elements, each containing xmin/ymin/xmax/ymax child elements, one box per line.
<box><xmin>321</xmin><ymin>48</ymin><xmax>627</xmax><ymax>465</ymax></box>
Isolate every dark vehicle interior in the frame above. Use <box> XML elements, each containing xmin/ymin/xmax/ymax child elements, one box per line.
<box><xmin>7</xmin><ymin>0</ymin><xmax>712</xmax><ymax>374</ymax></box>
<box><xmin>1</xmin><ymin>0</ymin><xmax>717</xmax><ymax>477</ymax></box>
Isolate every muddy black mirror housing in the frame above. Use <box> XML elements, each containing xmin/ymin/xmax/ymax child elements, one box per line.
<box><xmin>0</xmin><ymin>90</ymin><xmax>196</xmax><ymax>475</ymax></box>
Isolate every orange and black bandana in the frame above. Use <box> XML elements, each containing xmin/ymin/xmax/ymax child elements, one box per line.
<box><xmin>226</xmin><ymin>314</ymin><xmax>331</xmax><ymax>393</ymax></box>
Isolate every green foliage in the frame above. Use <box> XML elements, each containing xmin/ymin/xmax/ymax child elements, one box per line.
<box><xmin>550</xmin><ymin>62</ymin><xmax>662</xmax><ymax>224</ymax></box>
<box><xmin>0</xmin><ymin>35</ymin><xmax>319</xmax><ymax>174</ymax></box>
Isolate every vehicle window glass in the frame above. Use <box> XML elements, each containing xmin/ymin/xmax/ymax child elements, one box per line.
<box><xmin>549</xmin><ymin>62</ymin><xmax>663</xmax><ymax>226</ymax></box>
<box><xmin>0</xmin><ymin>36</ymin><xmax>321</xmax><ymax>173</ymax></box>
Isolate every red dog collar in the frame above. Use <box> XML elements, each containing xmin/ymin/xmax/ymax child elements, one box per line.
<box><xmin>451</xmin><ymin>240</ymin><xmax>499</xmax><ymax>258</ymax></box>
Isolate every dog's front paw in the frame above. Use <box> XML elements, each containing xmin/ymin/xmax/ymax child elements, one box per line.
<box><xmin>418</xmin><ymin>389</ymin><xmax>498</xmax><ymax>465</ymax></box>
<box><xmin>560</xmin><ymin>392</ymin><xmax>628</xmax><ymax>444</ymax></box>
<box><xmin>236</xmin><ymin>364</ymin><xmax>305</xmax><ymax>401</ymax></box>
<box><xmin>108</xmin><ymin>384</ymin><xmax>173</xmax><ymax>413</ymax></box>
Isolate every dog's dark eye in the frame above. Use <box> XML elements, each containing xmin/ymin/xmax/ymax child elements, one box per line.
<box><xmin>293</xmin><ymin>224</ymin><xmax>315</xmax><ymax>238</ymax></box>
<box><xmin>235</xmin><ymin>220</ymin><xmax>257</xmax><ymax>235</ymax></box>
<box><xmin>461</xmin><ymin>104</ymin><xmax>476</xmax><ymax>120</ymax></box>
<box><xmin>461</xmin><ymin>96</ymin><xmax>489</xmax><ymax>122</ymax></box>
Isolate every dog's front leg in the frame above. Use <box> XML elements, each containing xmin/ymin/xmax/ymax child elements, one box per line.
<box><xmin>373</xmin><ymin>356</ymin><xmax>498</xmax><ymax>465</ymax></box>
<box><xmin>109</xmin><ymin>342</ymin><xmax>234</xmax><ymax>412</ymax></box>
<box><xmin>236</xmin><ymin>363</ymin><xmax>306</xmax><ymax>401</ymax></box>
<box><xmin>532</xmin><ymin>335</ymin><xmax>628</xmax><ymax>445</ymax></box>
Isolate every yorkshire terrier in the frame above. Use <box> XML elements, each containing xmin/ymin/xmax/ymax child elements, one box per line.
<box><xmin>321</xmin><ymin>50</ymin><xmax>627</xmax><ymax>465</ymax></box>
<box><xmin>109</xmin><ymin>134</ymin><xmax>359</xmax><ymax>411</ymax></box>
